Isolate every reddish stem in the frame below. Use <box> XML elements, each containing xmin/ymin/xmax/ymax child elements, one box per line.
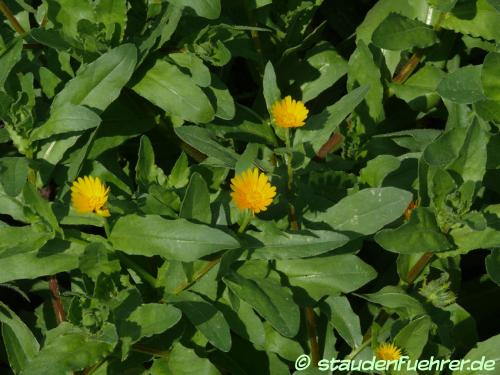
<box><xmin>48</xmin><ymin>276</ymin><xmax>66</xmax><ymax>324</ymax></box>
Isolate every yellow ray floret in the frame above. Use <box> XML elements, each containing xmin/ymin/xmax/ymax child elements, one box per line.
<box><xmin>271</xmin><ymin>96</ymin><xmax>309</xmax><ymax>128</ymax></box>
<box><xmin>230</xmin><ymin>168</ymin><xmax>276</xmax><ymax>214</ymax></box>
<box><xmin>71</xmin><ymin>176</ymin><xmax>110</xmax><ymax>217</ymax></box>
<box><xmin>376</xmin><ymin>342</ymin><xmax>402</xmax><ymax>361</ymax></box>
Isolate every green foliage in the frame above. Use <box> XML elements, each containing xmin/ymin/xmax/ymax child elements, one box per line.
<box><xmin>0</xmin><ymin>0</ymin><xmax>499</xmax><ymax>373</ymax></box>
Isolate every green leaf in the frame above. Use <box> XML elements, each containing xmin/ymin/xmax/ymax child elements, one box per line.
<box><xmin>372</xmin><ymin>13</ymin><xmax>438</xmax><ymax>50</ymax></box>
<box><xmin>0</xmin><ymin>225</ymin><xmax>51</xmax><ymax>259</ymax></box>
<box><xmin>79</xmin><ymin>243</ymin><xmax>121</xmax><ymax>281</ymax></box>
<box><xmin>359</xmin><ymin>286</ymin><xmax>425</xmax><ymax>316</ymax></box>
<box><xmin>359</xmin><ymin>155</ymin><xmax>401</xmax><ymax>187</ymax></box>
<box><xmin>94</xmin><ymin>0</ymin><xmax>128</xmax><ymax>42</ymax></box>
<box><xmin>0</xmin><ymin>39</ymin><xmax>22</xmax><ymax>88</ymax></box>
<box><xmin>175</xmin><ymin>126</ymin><xmax>239</xmax><ymax>168</ymax></box>
<box><xmin>168</xmin><ymin>0</ymin><xmax>221</xmax><ymax>19</ymax></box>
<box><xmin>224</xmin><ymin>272</ymin><xmax>300</xmax><ymax>338</ymax></box>
<box><xmin>453</xmin><ymin>334</ymin><xmax>500</xmax><ymax>374</ymax></box>
<box><xmin>88</xmin><ymin>95</ymin><xmax>156</xmax><ymax>159</ymax></box>
<box><xmin>180</xmin><ymin>172</ymin><xmax>212</xmax><ymax>224</ymax></box>
<box><xmin>208</xmin><ymin>74</ymin><xmax>235</xmax><ymax>120</ymax></box>
<box><xmin>375</xmin><ymin>208</ymin><xmax>453</xmax><ymax>254</ymax></box>
<box><xmin>151</xmin><ymin>342</ymin><xmax>221</xmax><ymax>375</ymax></box>
<box><xmin>132</xmin><ymin>60</ymin><xmax>214</xmax><ymax>123</ymax></box>
<box><xmin>356</xmin><ymin>0</ymin><xmax>430</xmax><ymax>43</ymax></box>
<box><xmin>393</xmin><ymin>315</ymin><xmax>432</xmax><ymax>358</ymax></box>
<box><xmin>306</xmin><ymin>187</ymin><xmax>412</xmax><ymax>236</ymax></box>
<box><xmin>294</xmin><ymin>85</ymin><xmax>369</xmax><ymax>153</ymax></box>
<box><xmin>486</xmin><ymin>250</ymin><xmax>500</xmax><ymax>286</ymax></box>
<box><xmin>347</xmin><ymin>40</ymin><xmax>384</xmax><ymax>122</ymax></box>
<box><xmin>424</xmin><ymin>120</ymin><xmax>488</xmax><ymax>182</ymax></box>
<box><xmin>0</xmin><ymin>238</ymin><xmax>85</xmax><ymax>283</ymax></box>
<box><xmin>388</xmin><ymin>65</ymin><xmax>445</xmax><ymax>112</ymax></box>
<box><xmin>109</xmin><ymin>215</ymin><xmax>239</xmax><ymax>261</ymax></box>
<box><xmin>22</xmin><ymin>183</ymin><xmax>60</xmax><ymax>233</ymax></box>
<box><xmin>449</xmin><ymin>212</ymin><xmax>500</xmax><ymax>254</ymax></box>
<box><xmin>448</xmin><ymin>120</ymin><xmax>489</xmax><ymax>182</ymax></box>
<box><xmin>243</xmin><ymin>229</ymin><xmax>349</xmax><ymax>259</ymax></box>
<box><xmin>481</xmin><ymin>51</ymin><xmax>500</xmax><ymax>100</ymax></box>
<box><xmin>423</xmin><ymin>127</ymin><xmax>466</xmax><ymax>167</ymax></box>
<box><xmin>169</xmin><ymin>152</ymin><xmax>190</xmax><ymax>188</ymax></box>
<box><xmin>235</xmin><ymin>143</ymin><xmax>259</xmax><ymax>174</ymax></box>
<box><xmin>135</xmin><ymin>135</ymin><xmax>157</xmax><ymax>192</ymax></box>
<box><xmin>323</xmin><ymin>296</ymin><xmax>363</xmax><ymax>349</ymax></box>
<box><xmin>0</xmin><ymin>157</ymin><xmax>29</xmax><ymax>197</ymax></box>
<box><xmin>0</xmin><ymin>301</ymin><xmax>40</xmax><ymax>374</ymax></box>
<box><xmin>263</xmin><ymin>61</ymin><xmax>281</xmax><ymax>111</ymax></box>
<box><xmin>22</xmin><ymin>323</ymin><xmax>117</xmax><ymax>375</ymax></box>
<box><xmin>437</xmin><ymin>65</ymin><xmax>485</xmax><ymax>104</ymax></box>
<box><xmin>30</xmin><ymin>104</ymin><xmax>102</xmax><ymax>141</ymax></box>
<box><xmin>136</xmin><ymin>4</ymin><xmax>182</xmax><ymax>63</ymax></box>
<box><xmin>167</xmin><ymin>291</ymin><xmax>231</xmax><ymax>352</ymax></box>
<box><xmin>475</xmin><ymin>99</ymin><xmax>500</xmax><ymax>123</ymax></box>
<box><xmin>170</xmin><ymin>51</ymin><xmax>211</xmax><ymax>87</ymax></box>
<box><xmin>299</xmin><ymin>42</ymin><xmax>348</xmax><ymax>103</ymax></box>
<box><xmin>426</xmin><ymin>0</ymin><xmax>457</xmax><ymax>11</ymax></box>
<box><xmin>487</xmin><ymin>0</ymin><xmax>500</xmax><ymax>11</ymax></box>
<box><xmin>52</xmin><ymin>44</ymin><xmax>137</xmax><ymax>112</ymax></box>
<box><xmin>261</xmin><ymin>323</ymin><xmax>303</xmax><ymax>361</ymax></box>
<box><xmin>120</xmin><ymin>303</ymin><xmax>181</xmax><ymax>344</ymax></box>
<box><xmin>275</xmin><ymin>255</ymin><xmax>377</xmax><ymax>299</ymax></box>
<box><xmin>220</xmin><ymin>294</ymin><xmax>265</xmax><ymax>346</ymax></box>
<box><xmin>441</xmin><ymin>0</ymin><xmax>500</xmax><ymax>42</ymax></box>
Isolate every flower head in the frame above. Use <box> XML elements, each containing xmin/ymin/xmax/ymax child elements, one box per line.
<box><xmin>271</xmin><ymin>96</ymin><xmax>308</xmax><ymax>128</ymax></box>
<box><xmin>71</xmin><ymin>176</ymin><xmax>110</xmax><ymax>217</ymax></box>
<box><xmin>230</xmin><ymin>168</ymin><xmax>276</xmax><ymax>214</ymax></box>
<box><xmin>376</xmin><ymin>342</ymin><xmax>402</xmax><ymax>361</ymax></box>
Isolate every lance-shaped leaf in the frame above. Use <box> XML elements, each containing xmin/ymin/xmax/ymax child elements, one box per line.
<box><xmin>109</xmin><ymin>215</ymin><xmax>240</xmax><ymax>261</ymax></box>
<box><xmin>132</xmin><ymin>60</ymin><xmax>214</xmax><ymax>123</ymax></box>
<box><xmin>52</xmin><ymin>44</ymin><xmax>137</xmax><ymax>112</ymax></box>
<box><xmin>305</xmin><ymin>187</ymin><xmax>412</xmax><ymax>236</ymax></box>
<box><xmin>294</xmin><ymin>85</ymin><xmax>369</xmax><ymax>153</ymax></box>
<box><xmin>223</xmin><ymin>272</ymin><xmax>300</xmax><ymax>338</ymax></box>
<box><xmin>375</xmin><ymin>208</ymin><xmax>453</xmax><ymax>254</ymax></box>
<box><xmin>242</xmin><ymin>229</ymin><xmax>349</xmax><ymax>259</ymax></box>
<box><xmin>373</xmin><ymin>13</ymin><xmax>438</xmax><ymax>50</ymax></box>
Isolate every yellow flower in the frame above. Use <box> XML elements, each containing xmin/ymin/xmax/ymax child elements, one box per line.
<box><xmin>376</xmin><ymin>342</ymin><xmax>402</xmax><ymax>361</ymax></box>
<box><xmin>230</xmin><ymin>168</ymin><xmax>276</xmax><ymax>214</ymax></box>
<box><xmin>71</xmin><ymin>176</ymin><xmax>110</xmax><ymax>217</ymax></box>
<box><xmin>271</xmin><ymin>96</ymin><xmax>309</xmax><ymax>128</ymax></box>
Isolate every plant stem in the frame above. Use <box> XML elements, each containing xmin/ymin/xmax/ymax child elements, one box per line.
<box><xmin>284</xmin><ymin>128</ymin><xmax>293</xmax><ymax>191</ymax></box>
<box><xmin>284</xmin><ymin>128</ymin><xmax>300</xmax><ymax>231</ymax></box>
<box><xmin>169</xmin><ymin>210</ymin><xmax>251</xmax><ymax>296</ymax></box>
<box><xmin>305</xmin><ymin>307</ymin><xmax>320</xmax><ymax>366</ymax></box>
<box><xmin>172</xmin><ymin>257</ymin><xmax>222</xmax><ymax>295</ymax></box>
<box><xmin>116</xmin><ymin>252</ymin><xmax>157</xmax><ymax>288</ymax></box>
<box><xmin>346</xmin><ymin>336</ymin><xmax>372</xmax><ymax>360</ymax></box>
<box><xmin>238</xmin><ymin>210</ymin><xmax>252</xmax><ymax>234</ymax></box>
<box><xmin>48</xmin><ymin>276</ymin><xmax>66</xmax><ymax>324</ymax></box>
<box><xmin>283</xmin><ymin>133</ymin><xmax>320</xmax><ymax>364</ymax></box>
<box><xmin>406</xmin><ymin>252</ymin><xmax>434</xmax><ymax>285</ymax></box>
<box><xmin>350</xmin><ymin>251</ymin><xmax>435</xmax><ymax>360</ymax></box>
<box><xmin>392</xmin><ymin>51</ymin><xmax>423</xmax><ymax>84</ymax></box>
<box><xmin>316</xmin><ymin>132</ymin><xmax>344</xmax><ymax>159</ymax></box>
<box><xmin>0</xmin><ymin>0</ymin><xmax>26</xmax><ymax>35</ymax></box>
<box><xmin>131</xmin><ymin>343</ymin><xmax>170</xmax><ymax>358</ymax></box>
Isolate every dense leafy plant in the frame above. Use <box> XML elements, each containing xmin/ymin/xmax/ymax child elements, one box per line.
<box><xmin>1</xmin><ymin>0</ymin><xmax>500</xmax><ymax>374</ymax></box>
